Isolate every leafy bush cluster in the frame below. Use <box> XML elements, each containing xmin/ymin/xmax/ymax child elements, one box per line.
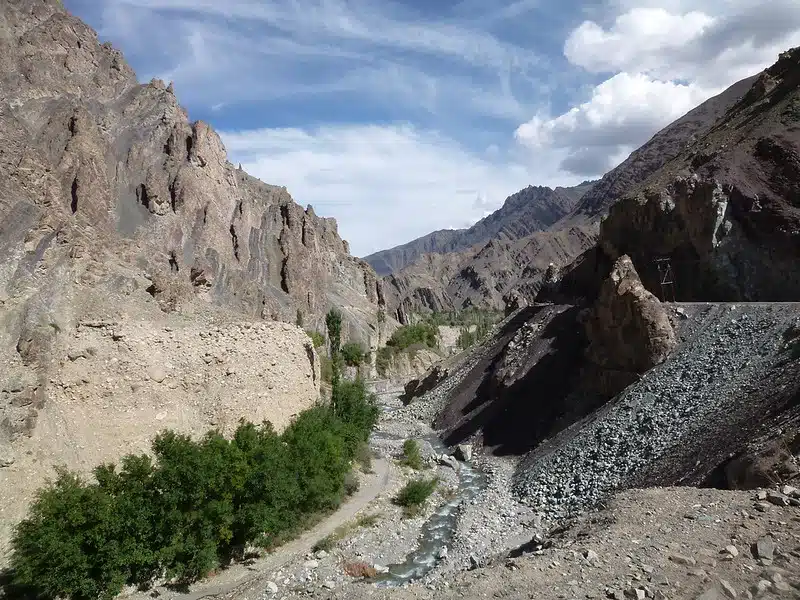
<box><xmin>400</xmin><ymin>439</ymin><xmax>423</xmax><ymax>470</ymax></box>
<box><xmin>393</xmin><ymin>478</ymin><xmax>438</xmax><ymax>517</ymax></box>
<box><xmin>9</xmin><ymin>381</ymin><xmax>379</xmax><ymax>600</ymax></box>
<box><xmin>341</xmin><ymin>341</ymin><xmax>367</xmax><ymax>367</ymax></box>
<box><xmin>386</xmin><ymin>323</ymin><xmax>438</xmax><ymax>351</ymax></box>
<box><xmin>305</xmin><ymin>330</ymin><xmax>326</xmax><ymax>349</ymax></box>
<box><xmin>425</xmin><ymin>308</ymin><xmax>502</xmax><ymax>328</ymax></box>
<box><xmin>375</xmin><ymin>323</ymin><xmax>440</xmax><ymax>377</ymax></box>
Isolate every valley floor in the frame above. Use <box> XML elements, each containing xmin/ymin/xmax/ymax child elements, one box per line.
<box><xmin>121</xmin><ymin>380</ymin><xmax>800</xmax><ymax>600</ymax></box>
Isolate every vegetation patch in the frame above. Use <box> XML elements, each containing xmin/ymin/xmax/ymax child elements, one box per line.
<box><xmin>342</xmin><ymin>341</ymin><xmax>367</xmax><ymax>367</ymax></box>
<box><xmin>399</xmin><ymin>439</ymin><xmax>423</xmax><ymax>470</ymax></box>
<box><xmin>312</xmin><ymin>512</ymin><xmax>383</xmax><ymax>553</ymax></box>
<box><xmin>393</xmin><ymin>478</ymin><xmax>438</xmax><ymax>517</ymax></box>
<box><xmin>7</xmin><ymin>377</ymin><xmax>379</xmax><ymax>600</ymax></box>
<box><xmin>386</xmin><ymin>323</ymin><xmax>438</xmax><ymax>351</ymax></box>
<box><xmin>305</xmin><ymin>330</ymin><xmax>325</xmax><ymax>349</ymax></box>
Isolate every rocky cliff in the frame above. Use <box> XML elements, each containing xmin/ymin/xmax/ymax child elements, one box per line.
<box><xmin>547</xmin><ymin>48</ymin><xmax>800</xmax><ymax>305</ymax></box>
<box><xmin>376</xmin><ymin>72</ymin><xmax>758</xmax><ymax>320</ymax></box>
<box><xmin>0</xmin><ymin>0</ymin><xmax>390</xmax><ymax>558</ymax></box>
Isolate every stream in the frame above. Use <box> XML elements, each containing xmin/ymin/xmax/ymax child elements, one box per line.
<box><xmin>369</xmin><ymin>392</ymin><xmax>488</xmax><ymax>587</ymax></box>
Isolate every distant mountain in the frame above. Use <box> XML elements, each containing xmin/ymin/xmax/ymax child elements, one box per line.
<box><xmin>364</xmin><ymin>183</ymin><xmax>595</xmax><ymax>275</ymax></box>
<box><xmin>379</xmin><ymin>72</ymin><xmax>762</xmax><ymax>320</ymax></box>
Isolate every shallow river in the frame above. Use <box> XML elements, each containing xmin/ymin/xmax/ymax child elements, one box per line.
<box><xmin>370</xmin><ymin>397</ymin><xmax>487</xmax><ymax>586</ymax></box>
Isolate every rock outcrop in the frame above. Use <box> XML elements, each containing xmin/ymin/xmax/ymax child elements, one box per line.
<box><xmin>401</xmin><ymin>364</ymin><xmax>449</xmax><ymax>405</ymax></box>
<box><xmin>565</xmin><ymin>48</ymin><xmax>800</xmax><ymax>304</ymax></box>
<box><xmin>582</xmin><ymin>256</ymin><xmax>677</xmax><ymax>396</ymax></box>
<box><xmin>375</xmin><ymin>70</ymin><xmax>759</xmax><ymax>320</ymax></box>
<box><xmin>0</xmin><ymin>0</ymin><xmax>391</xmax><ymax>558</ymax></box>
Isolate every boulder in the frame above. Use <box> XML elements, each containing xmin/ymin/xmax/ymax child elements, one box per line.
<box><xmin>583</xmin><ymin>255</ymin><xmax>677</xmax><ymax>397</ymax></box>
<box><xmin>454</xmin><ymin>444</ymin><xmax>473</xmax><ymax>462</ymax></box>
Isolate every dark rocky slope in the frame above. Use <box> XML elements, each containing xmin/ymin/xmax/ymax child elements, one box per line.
<box><xmin>403</xmin><ymin>49</ymin><xmax>800</xmax><ymax>527</ymax></box>
<box><xmin>549</xmin><ymin>48</ymin><xmax>800</xmax><ymax>305</ymax></box>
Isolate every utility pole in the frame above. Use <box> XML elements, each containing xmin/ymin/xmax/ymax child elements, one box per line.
<box><xmin>654</xmin><ymin>257</ymin><xmax>677</xmax><ymax>303</ymax></box>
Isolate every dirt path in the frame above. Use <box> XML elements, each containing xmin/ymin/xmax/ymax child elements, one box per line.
<box><xmin>123</xmin><ymin>458</ymin><xmax>391</xmax><ymax>600</ymax></box>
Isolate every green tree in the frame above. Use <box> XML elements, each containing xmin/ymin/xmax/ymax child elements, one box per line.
<box><xmin>326</xmin><ymin>308</ymin><xmax>344</xmax><ymax>412</ymax></box>
<box><xmin>325</xmin><ymin>309</ymin><xmax>342</xmax><ymax>357</ymax></box>
<box><xmin>341</xmin><ymin>341</ymin><xmax>366</xmax><ymax>367</ymax></box>
<box><xmin>10</xmin><ymin>470</ymin><xmax>129</xmax><ymax>600</ymax></box>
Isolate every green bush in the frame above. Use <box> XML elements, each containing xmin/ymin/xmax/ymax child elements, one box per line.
<box><xmin>341</xmin><ymin>341</ymin><xmax>366</xmax><ymax>367</ymax></box>
<box><xmin>393</xmin><ymin>478</ymin><xmax>438</xmax><ymax>512</ymax></box>
<box><xmin>375</xmin><ymin>346</ymin><xmax>393</xmax><ymax>377</ymax></box>
<box><xmin>8</xmin><ymin>378</ymin><xmax>379</xmax><ymax>599</ymax></box>
<box><xmin>400</xmin><ymin>439</ymin><xmax>423</xmax><ymax>470</ymax></box>
<box><xmin>305</xmin><ymin>330</ymin><xmax>325</xmax><ymax>349</ymax></box>
<box><xmin>386</xmin><ymin>323</ymin><xmax>438</xmax><ymax>351</ymax></box>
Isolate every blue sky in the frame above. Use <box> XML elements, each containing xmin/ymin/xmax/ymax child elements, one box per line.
<box><xmin>64</xmin><ymin>0</ymin><xmax>800</xmax><ymax>256</ymax></box>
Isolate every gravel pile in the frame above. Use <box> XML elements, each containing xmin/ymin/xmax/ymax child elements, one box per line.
<box><xmin>513</xmin><ymin>303</ymin><xmax>800</xmax><ymax>522</ymax></box>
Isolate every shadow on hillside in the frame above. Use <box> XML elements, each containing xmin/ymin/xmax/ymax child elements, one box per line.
<box><xmin>442</xmin><ymin>306</ymin><xmax>599</xmax><ymax>456</ymax></box>
<box><xmin>0</xmin><ymin>569</ymin><xmax>37</xmax><ymax>600</ymax></box>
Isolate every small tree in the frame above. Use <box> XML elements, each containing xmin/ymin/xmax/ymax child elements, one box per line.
<box><xmin>326</xmin><ymin>309</ymin><xmax>343</xmax><ymax>412</ymax></box>
<box><xmin>325</xmin><ymin>309</ymin><xmax>342</xmax><ymax>357</ymax></box>
<box><xmin>341</xmin><ymin>341</ymin><xmax>366</xmax><ymax>367</ymax></box>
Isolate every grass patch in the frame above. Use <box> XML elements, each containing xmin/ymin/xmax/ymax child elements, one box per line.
<box><xmin>399</xmin><ymin>439</ymin><xmax>423</xmax><ymax>470</ymax></box>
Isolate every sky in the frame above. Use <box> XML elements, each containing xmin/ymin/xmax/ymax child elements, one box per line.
<box><xmin>64</xmin><ymin>0</ymin><xmax>800</xmax><ymax>257</ymax></box>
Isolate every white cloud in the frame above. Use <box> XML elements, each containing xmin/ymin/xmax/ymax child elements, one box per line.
<box><xmin>564</xmin><ymin>8</ymin><xmax>715</xmax><ymax>75</ymax></box>
<box><xmin>516</xmin><ymin>0</ymin><xmax>800</xmax><ymax>176</ymax></box>
<box><xmin>220</xmin><ymin>125</ymin><xmax>575</xmax><ymax>257</ymax></box>
<box><xmin>515</xmin><ymin>72</ymin><xmax>713</xmax><ymax>174</ymax></box>
<box><xmin>68</xmin><ymin>0</ymin><xmax>800</xmax><ymax>253</ymax></box>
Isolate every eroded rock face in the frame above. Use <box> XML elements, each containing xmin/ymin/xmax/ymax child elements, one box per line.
<box><xmin>583</xmin><ymin>256</ymin><xmax>677</xmax><ymax>396</ymax></box>
<box><xmin>0</xmin><ymin>0</ymin><xmax>389</xmax><ymax>555</ymax></box>
<box><xmin>598</xmin><ymin>48</ymin><xmax>800</xmax><ymax>302</ymax></box>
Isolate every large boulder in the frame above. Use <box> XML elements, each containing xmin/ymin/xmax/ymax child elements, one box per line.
<box><xmin>583</xmin><ymin>255</ymin><xmax>677</xmax><ymax>396</ymax></box>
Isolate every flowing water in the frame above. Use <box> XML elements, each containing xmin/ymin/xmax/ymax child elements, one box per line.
<box><xmin>369</xmin><ymin>396</ymin><xmax>488</xmax><ymax>587</ymax></box>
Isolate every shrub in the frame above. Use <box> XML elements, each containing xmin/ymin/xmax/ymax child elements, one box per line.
<box><xmin>305</xmin><ymin>330</ymin><xmax>325</xmax><ymax>349</ymax></box>
<box><xmin>8</xmin><ymin>332</ymin><xmax>379</xmax><ymax>598</ymax></box>
<box><xmin>341</xmin><ymin>341</ymin><xmax>366</xmax><ymax>367</ymax></box>
<box><xmin>10</xmin><ymin>470</ymin><xmax>135</xmax><ymax>600</ymax></box>
<box><xmin>312</xmin><ymin>534</ymin><xmax>337</xmax><ymax>553</ymax></box>
<box><xmin>400</xmin><ymin>439</ymin><xmax>423</xmax><ymax>470</ymax></box>
<box><xmin>386</xmin><ymin>323</ymin><xmax>438</xmax><ymax>351</ymax></box>
<box><xmin>393</xmin><ymin>478</ymin><xmax>438</xmax><ymax>511</ymax></box>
